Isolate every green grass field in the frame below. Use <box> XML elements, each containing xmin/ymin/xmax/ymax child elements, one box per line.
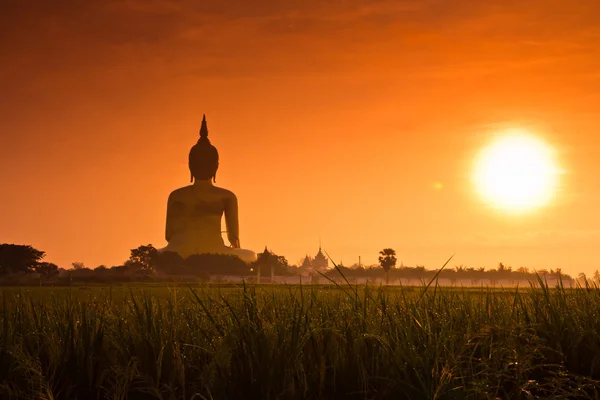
<box><xmin>1</xmin><ymin>281</ymin><xmax>600</xmax><ymax>399</ymax></box>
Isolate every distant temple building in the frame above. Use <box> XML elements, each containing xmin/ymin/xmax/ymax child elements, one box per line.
<box><xmin>313</xmin><ymin>246</ymin><xmax>329</xmax><ymax>272</ymax></box>
<box><xmin>299</xmin><ymin>245</ymin><xmax>329</xmax><ymax>277</ymax></box>
<box><xmin>300</xmin><ymin>256</ymin><xmax>312</xmax><ymax>273</ymax></box>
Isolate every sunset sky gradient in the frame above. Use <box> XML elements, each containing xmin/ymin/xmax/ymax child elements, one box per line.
<box><xmin>2</xmin><ymin>0</ymin><xmax>600</xmax><ymax>274</ymax></box>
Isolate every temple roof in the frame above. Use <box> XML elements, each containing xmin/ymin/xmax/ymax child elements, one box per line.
<box><xmin>313</xmin><ymin>246</ymin><xmax>328</xmax><ymax>270</ymax></box>
<box><xmin>258</xmin><ymin>246</ymin><xmax>272</xmax><ymax>256</ymax></box>
<box><xmin>314</xmin><ymin>247</ymin><xmax>327</xmax><ymax>261</ymax></box>
<box><xmin>300</xmin><ymin>255</ymin><xmax>312</xmax><ymax>270</ymax></box>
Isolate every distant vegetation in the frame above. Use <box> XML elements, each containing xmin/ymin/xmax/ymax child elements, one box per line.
<box><xmin>0</xmin><ymin>243</ymin><xmax>581</xmax><ymax>286</ymax></box>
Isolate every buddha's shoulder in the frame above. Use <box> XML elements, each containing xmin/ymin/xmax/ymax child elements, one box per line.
<box><xmin>168</xmin><ymin>185</ymin><xmax>195</xmax><ymax>200</ymax></box>
<box><xmin>168</xmin><ymin>185</ymin><xmax>237</xmax><ymax>200</ymax></box>
<box><xmin>212</xmin><ymin>186</ymin><xmax>237</xmax><ymax>200</ymax></box>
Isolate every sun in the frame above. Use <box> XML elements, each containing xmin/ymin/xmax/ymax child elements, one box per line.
<box><xmin>473</xmin><ymin>130</ymin><xmax>559</xmax><ymax>213</ymax></box>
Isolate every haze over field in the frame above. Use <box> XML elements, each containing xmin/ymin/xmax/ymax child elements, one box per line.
<box><xmin>2</xmin><ymin>0</ymin><xmax>600</xmax><ymax>274</ymax></box>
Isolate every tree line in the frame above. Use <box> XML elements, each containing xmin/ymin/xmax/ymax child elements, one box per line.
<box><xmin>0</xmin><ymin>243</ymin><xmax>578</xmax><ymax>285</ymax></box>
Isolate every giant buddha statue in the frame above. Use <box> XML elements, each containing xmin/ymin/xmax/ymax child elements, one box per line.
<box><xmin>160</xmin><ymin>115</ymin><xmax>257</xmax><ymax>263</ymax></box>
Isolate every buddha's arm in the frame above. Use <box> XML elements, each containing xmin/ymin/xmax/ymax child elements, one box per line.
<box><xmin>224</xmin><ymin>193</ymin><xmax>240</xmax><ymax>248</ymax></box>
<box><xmin>165</xmin><ymin>193</ymin><xmax>185</xmax><ymax>242</ymax></box>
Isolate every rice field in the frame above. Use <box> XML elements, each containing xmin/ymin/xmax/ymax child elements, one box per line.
<box><xmin>1</xmin><ymin>279</ymin><xmax>600</xmax><ymax>399</ymax></box>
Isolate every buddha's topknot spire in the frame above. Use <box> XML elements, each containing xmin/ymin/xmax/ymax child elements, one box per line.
<box><xmin>189</xmin><ymin>114</ymin><xmax>218</xmax><ymax>182</ymax></box>
<box><xmin>199</xmin><ymin>114</ymin><xmax>208</xmax><ymax>139</ymax></box>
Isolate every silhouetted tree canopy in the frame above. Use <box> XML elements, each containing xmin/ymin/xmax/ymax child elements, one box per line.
<box><xmin>153</xmin><ymin>251</ymin><xmax>250</xmax><ymax>277</ymax></box>
<box><xmin>72</xmin><ymin>262</ymin><xmax>85</xmax><ymax>270</ymax></box>
<box><xmin>154</xmin><ymin>251</ymin><xmax>185</xmax><ymax>273</ymax></box>
<box><xmin>0</xmin><ymin>244</ymin><xmax>45</xmax><ymax>275</ymax></box>
<box><xmin>34</xmin><ymin>262</ymin><xmax>59</xmax><ymax>276</ymax></box>
<box><xmin>127</xmin><ymin>244</ymin><xmax>158</xmax><ymax>272</ymax></box>
<box><xmin>186</xmin><ymin>253</ymin><xmax>249</xmax><ymax>275</ymax></box>
<box><xmin>379</xmin><ymin>248</ymin><xmax>396</xmax><ymax>273</ymax></box>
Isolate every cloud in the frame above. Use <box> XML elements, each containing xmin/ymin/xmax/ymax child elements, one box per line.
<box><xmin>3</xmin><ymin>0</ymin><xmax>600</xmax><ymax>92</ymax></box>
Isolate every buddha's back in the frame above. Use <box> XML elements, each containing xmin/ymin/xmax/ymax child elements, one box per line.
<box><xmin>164</xmin><ymin>182</ymin><xmax>239</xmax><ymax>258</ymax></box>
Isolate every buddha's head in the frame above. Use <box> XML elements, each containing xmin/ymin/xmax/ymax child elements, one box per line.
<box><xmin>189</xmin><ymin>115</ymin><xmax>219</xmax><ymax>182</ymax></box>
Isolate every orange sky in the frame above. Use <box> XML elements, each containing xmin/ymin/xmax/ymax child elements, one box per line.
<box><xmin>2</xmin><ymin>0</ymin><xmax>600</xmax><ymax>274</ymax></box>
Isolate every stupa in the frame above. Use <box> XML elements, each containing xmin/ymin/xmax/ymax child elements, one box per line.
<box><xmin>159</xmin><ymin>115</ymin><xmax>257</xmax><ymax>263</ymax></box>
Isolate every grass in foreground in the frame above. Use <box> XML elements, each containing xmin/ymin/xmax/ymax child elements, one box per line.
<box><xmin>1</xmin><ymin>279</ymin><xmax>600</xmax><ymax>399</ymax></box>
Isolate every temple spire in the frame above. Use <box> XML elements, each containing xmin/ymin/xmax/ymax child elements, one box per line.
<box><xmin>199</xmin><ymin>114</ymin><xmax>208</xmax><ymax>138</ymax></box>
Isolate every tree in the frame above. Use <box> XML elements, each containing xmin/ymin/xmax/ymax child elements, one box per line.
<box><xmin>185</xmin><ymin>253</ymin><xmax>248</xmax><ymax>276</ymax></box>
<box><xmin>34</xmin><ymin>262</ymin><xmax>59</xmax><ymax>276</ymax></box>
<box><xmin>0</xmin><ymin>244</ymin><xmax>45</xmax><ymax>275</ymax></box>
<box><xmin>72</xmin><ymin>262</ymin><xmax>85</xmax><ymax>270</ymax></box>
<box><xmin>378</xmin><ymin>248</ymin><xmax>397</xmax><ymax>285</ymax></box>
<box><xmin>275</xmin><ymin>255</ymin><xmax>290</xmax><ymax>275</ymax></box>
<box><xmin>153</xmin><ymin>251</ymin><xmax>185</xmax><ymax>275</ymax></box>
<box><xmin>127</xmin><ymin>244</ymin><xmax>158</xmax><ymax>272</ymax></box>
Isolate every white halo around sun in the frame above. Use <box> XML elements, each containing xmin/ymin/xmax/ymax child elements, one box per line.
<box><xmin>473</xmin><ymin>130</ymin><xmax>560</xmax><ymax>213</ymax></box>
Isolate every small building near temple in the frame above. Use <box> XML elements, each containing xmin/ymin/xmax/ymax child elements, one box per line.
<box><xmin>299</xmin><ymin>255</ymin><xmax>313</xmax><ymax>275</ymax></box>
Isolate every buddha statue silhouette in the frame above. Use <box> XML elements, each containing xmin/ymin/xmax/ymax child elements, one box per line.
<box><xmin>160</xmin><ymin>115</ymin><xmax>257</xmax><ymax>263</ymax></box>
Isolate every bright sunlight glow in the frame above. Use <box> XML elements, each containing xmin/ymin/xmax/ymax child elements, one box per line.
<box><xmin>474</xmin><ymin>130</ymin><xmax>560</xmax><ymax>213</ymax></box>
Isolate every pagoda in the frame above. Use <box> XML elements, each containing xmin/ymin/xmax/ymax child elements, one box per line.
<box><xmin>312</xmin><ymin>245</ymin><xmax>329</xmax><ymax>272</ymax></box>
